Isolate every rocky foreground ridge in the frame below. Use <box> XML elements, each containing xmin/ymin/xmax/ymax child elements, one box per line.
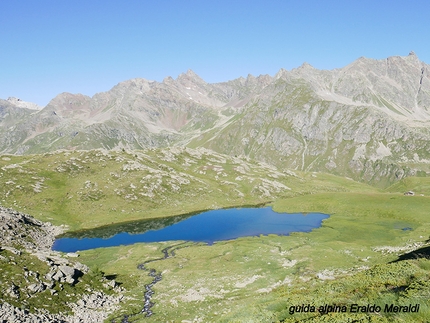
<box><xmin>1</xmin><ymin>52</ymin><xmax>430</xmax><ymax>186</ymax></box>
<box><xmin>0</xmin><ymin>206</ymin><xmax>123</xmax><ymax>322</ymax></box>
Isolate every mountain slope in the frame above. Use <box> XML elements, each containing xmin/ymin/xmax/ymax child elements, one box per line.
<box><xmin>1</xmin><ymin>53</ymin><xmax>430</xmax><ymax>186</ymax></box>
<box><xmin>190</xmin><ymin>53</ymin><xmax>430</xmax><ymax>186</ymax></box>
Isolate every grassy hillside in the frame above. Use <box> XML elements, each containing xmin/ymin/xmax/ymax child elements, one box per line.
<box><xmin>385</xmin><ymin>177</ymin><xmax>430</xmax><ymax>195</ymax></box>
<box><xmin>0</xmin><ymin>148</ymin><xmax>376</xmax><ymax>230</ymax></box>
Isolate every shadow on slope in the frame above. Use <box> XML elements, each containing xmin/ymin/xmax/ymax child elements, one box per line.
<box><xmin>391</xmin><ymin>244</ymin><xmax>430</xmax><ymax>263</ymax></box>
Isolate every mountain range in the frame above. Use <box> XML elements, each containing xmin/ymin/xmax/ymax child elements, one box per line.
<box><xmin>1</xmin><ymin>52</ymin><xmax>430</xmax><ymax>187</ymax></box>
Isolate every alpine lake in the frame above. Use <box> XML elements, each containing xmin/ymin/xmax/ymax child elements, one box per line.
<box><xmin>53</xmin><ymin>207</ymin><xmax>329</xmax><ymax>252</ymax></box>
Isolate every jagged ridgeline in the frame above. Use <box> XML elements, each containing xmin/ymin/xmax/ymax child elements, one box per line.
<box><xmin>1</xmin><ymin>53</ymin><xmax>430</xmax><ymax>187</ymax></box>
<box><xmin>0</xmin><ymin>148</ymin><xmax>376</xmax><ymax>230</ymax></box>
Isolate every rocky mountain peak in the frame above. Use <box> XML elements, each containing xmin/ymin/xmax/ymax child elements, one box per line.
<box><xmin>243</xmin><ymin>74</ymin><xmax>272</xmax><ymax>89</ymax></box>
<box><xmin>43</xmin><ymin>92</ymin><xmax>92</xmax><ymax>121</ymax></box>
<box><xmin>185</xmin><ymin>69</ymin><xmax>198</xmax><ymax>77</ymax></box>
<box><xmin>405</xmin><ymin>52</ymin><xmax>422</xmax><ymax>66</ymax></box>
<box><xmin>177</xmin><ymin>69</ymin><xmax>205</xmax><ymax>85</ymax></box>
<box><xmin>274</xmin><ymin>68</ymin><xmax>288</xmax><ymax>79</ymax></box>
<box><xmin>6</xmin><ymin>97</ymin><xmax>42</xmax><ymax>110</ymax></box>
<box><xmin>47</xmin><ymin>92</ymin><xmax>91</xmax><ymax>107</ymax></box>
<box><xmin>245</xmin><ymin>74</ymin><xmax>256</xmax><ymax>85</ymax></box>
<box><xmin>163</xmin><ymin>76</ymin><xmax>175</xmax><ymax>84</ymax></box>
<box><xmin>256</xmin><ymin>74</ymin><xmax>273</xmax><ymax>85</ymax></box>
<box><xmin>299</xmin><ymin>62</ymin><xmax>314</xmax><ymax>69</ymax></box>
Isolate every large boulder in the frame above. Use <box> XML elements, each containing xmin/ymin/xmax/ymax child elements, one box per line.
<box><xmin>59</xmin><ymin>265</ymin><xmax>83</xmax><ymax>284</ymax></box>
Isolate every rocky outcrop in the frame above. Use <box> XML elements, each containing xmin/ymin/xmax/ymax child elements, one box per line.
<box><xmin>0</xmin><ymin>206</ymin><xmax>124</xmax><ymax>322</ymax></box>
<box><xmin>0</xmin><ymin>206</ymin><xmax>63</xmax><ymax>251</ymax></box>
<box><xmin>0</xmin><ymin>302</ymin><xmax>67</xmax><ymax>323</ymax></box>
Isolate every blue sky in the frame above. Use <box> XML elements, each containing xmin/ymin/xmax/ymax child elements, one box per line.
<box><xmin>1</xmin><ymin>0</ymin><xmax>430</xmax><ymax>106</ymax></box>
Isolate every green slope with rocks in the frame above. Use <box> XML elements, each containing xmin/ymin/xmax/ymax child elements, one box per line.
<box><xmin>1</xmin><ymin>148</ymin><xmax>429</xmax><ymax>322</ymax></box>
<box><xmin>0</xmin><ymin>206</ymin><xmax>123</xmax><ymax>322</ymax></box>
<box><xmin>0</xmin><ymin>148</ymin><xmax>376</xmax><ymax>230</ymax></box>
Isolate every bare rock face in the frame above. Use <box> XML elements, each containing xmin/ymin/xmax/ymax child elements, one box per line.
<box><xmin>6</xmin><ymin>97</ymin><xmax>43</xmax><ymax>110</ymax></box>
<box><xmin>1</xmin><ymin>53</ymin><xmax>430</xmax><ymax>185</ymax></box>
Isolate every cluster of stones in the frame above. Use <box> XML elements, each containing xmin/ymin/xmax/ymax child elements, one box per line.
<box><xmin>0</xmin><ymin>206</ymin><xmax>123</xmax><ymax>322</ymax></box>
<box><xmin>0</xmin><ymin>302</ymin><xmax>67</xmax><ymax>323</ymax></box>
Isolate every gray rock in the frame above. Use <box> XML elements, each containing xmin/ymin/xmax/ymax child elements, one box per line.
<box><xmin>45</xmin><ymin>280</ymin><xmax>55</xmax><ymax>289</ymax></box>
<box><xmin>7</xmin><ymin>283</ymin><xmax>20</xmax><ymax>298</ymax></box>
<box><xmin>59</xmin><ymin>265</ymin><xmax>76</xmax><ymax>277</ymax></box>
<box><xmin>27</xmin><ymin>283</ymin><xmax>45</xmax><ymax>293</ymax></box>
<box><xmin>45</xmin><ymin>271</ymin><xmax>54</xmax><ymax>280</ymax></box>
<box><xmin>65</xmin><ymin>276</ymin><xmax>76</xmax><ymax>285</ymax></box>
<box><xmin>52</xmin><ymin>270</ymin><xmax>64</xmax><ymax>281</ymax></box>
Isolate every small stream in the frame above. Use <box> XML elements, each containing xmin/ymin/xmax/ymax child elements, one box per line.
<box><xmin>68</xmin><ymin>207</ymin><xmax>330</xmax><ymax>322</ymax></box>
<box><xmin>111</xmin><ymin>242</ymin><xmax>192</xmax><ymax>322</ymax></box>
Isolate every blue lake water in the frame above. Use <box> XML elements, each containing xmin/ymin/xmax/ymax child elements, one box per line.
<box><xmin>52</xmin><ymin>207</ymin><xmax>329</xmax><ymax>252</ymax></box>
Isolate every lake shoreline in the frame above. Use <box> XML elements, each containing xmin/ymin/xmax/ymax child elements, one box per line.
<box><xmin>53</xmin><ymin>206</ymin><xmax>329</xmax><ymax>253</ymax></box>
<box><xmin>56</xmin><ymin>201</ymin><xmax>272</xmax><ymax>239</ymax></box>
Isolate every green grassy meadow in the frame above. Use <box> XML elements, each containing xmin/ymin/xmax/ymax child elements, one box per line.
<box><xmin>1</xmin><ymin>148</ymin><xmax>429</xmax><ymax>322</ymax></box>
<box><xmin>77</xmin><ymin>192</ymin><xmax>430</xmax><ymax>322</ymax></box>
